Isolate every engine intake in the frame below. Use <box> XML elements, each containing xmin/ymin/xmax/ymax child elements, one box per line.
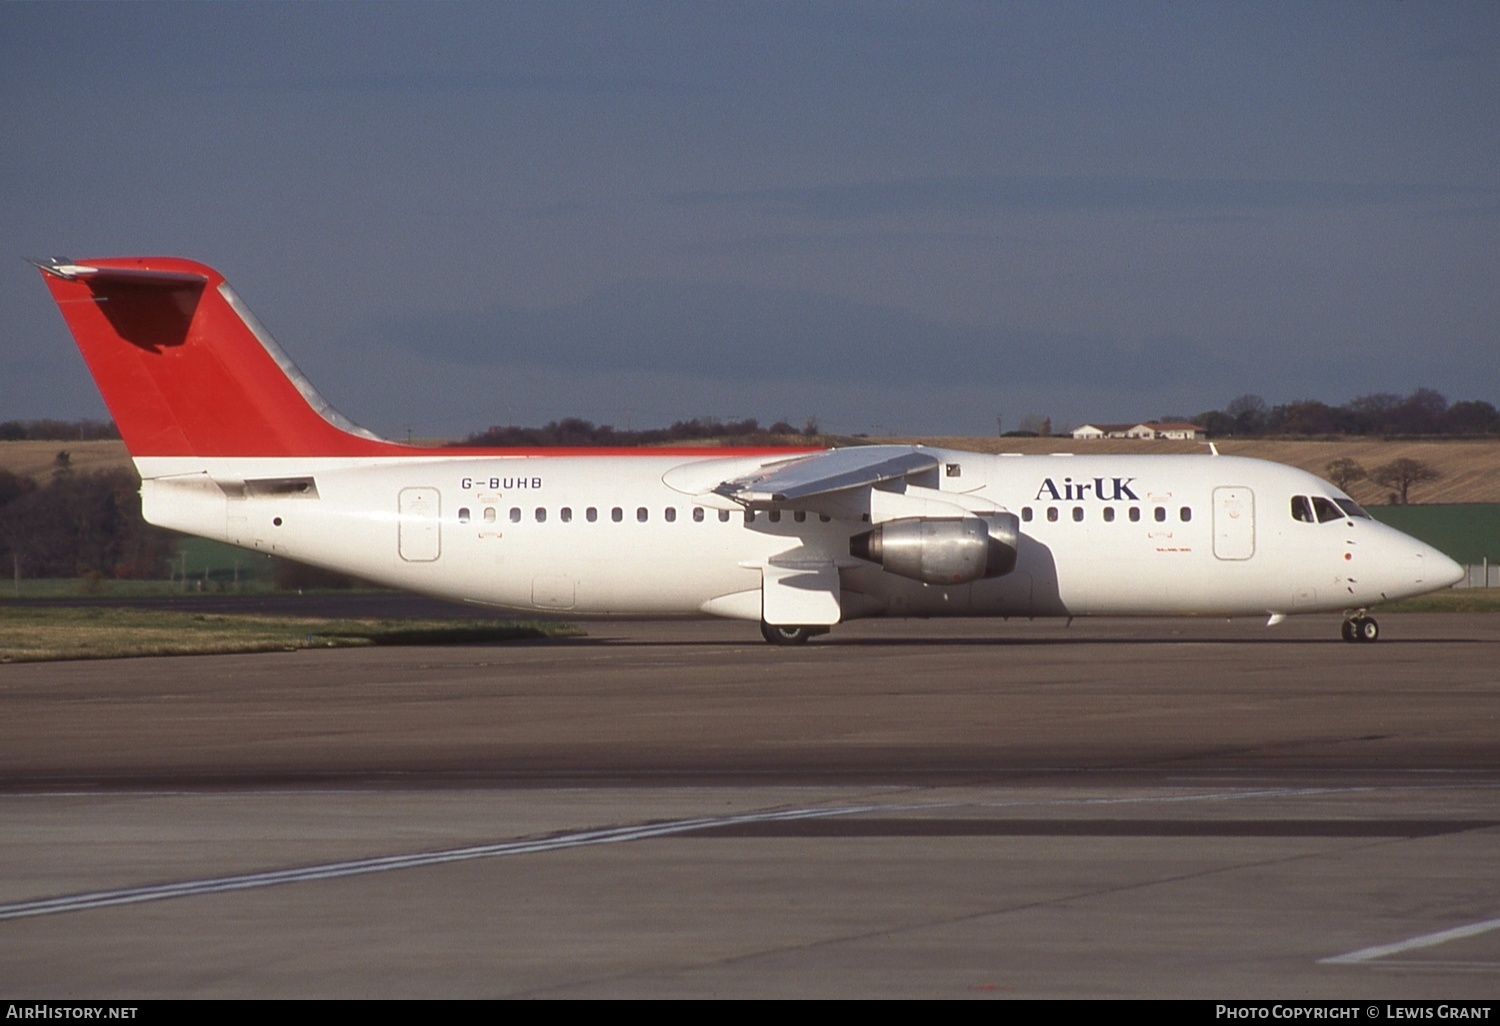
<box><xmin>849</xmin><ymin>513</ymin><xmax>1019</xmax><ymax>585</ymax></box>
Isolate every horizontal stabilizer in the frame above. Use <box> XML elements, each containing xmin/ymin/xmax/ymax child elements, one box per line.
<box><xmin>30</xmin><ymin>258</ymin><xmax>209</xmax><ymax>287</ymax></box>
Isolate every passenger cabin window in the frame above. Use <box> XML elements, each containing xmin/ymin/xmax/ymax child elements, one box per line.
<box><xmin>560</xmin><ymin>507</ymin><xmax>572</xmax><ymax>523</ymax></box>
<box><xmin>794</xmin><ymin>511</ymin><xmax>806</xmax><ymax>523</ymax></box>
<box><xmin>509</xmin><ymin>507</ymin><xmax>521</xmax><ymax>523</ymax></box>
<box><xmin>586</xmin><ymin>507</ymin><xmax>598</xmax><ymax>523</ymax></box>
<box><xmin>1072</xmin><ymin>506</ymin><xmax>1084</xmax><ymax>522</ymax></box>
<box><xmin>693</xmin><ymin>507</ymin><xmax>705</xmax><ymax>522</ymax></box>
<box><xmin>1129</xmin><ymin>507</ymin><xmax>1141</xmax><ymax>522</ymax></box>
<box><xmin>769</xmin><ymin>510</ymin><xmax>781</xmax><ymax>523</ymax></box>
<box><xmin>636</xmin><ymin>507</ymin><xmax>648</xmax><ymax>522</ymax></box>
<box><xmin>458</xmin><ymin>507</ymin><xmax>471</xmax><ymax>524</ymax></box>
<box><xmin>719</xmin><ymin>509</ymin><xmax>731</xmax><ymax>522</ymax></box>
<box><xmin>1180</xmin><ymin>507</ymin><xmax>1192</xmax><ymax>522</ymax></box>
<box><xmin>1047</xmin><ymin>507</ymin><xmax>1059</xmax><ymax>522</ymax></box>
<box><xmin>534</xmin><ymin>508</ymin><xmax>546</xmax><ymax>523</ymax></box>
<box><xmin>665</xmin><ymin>507</ymin><xmax>676</xmax><ymax>523</ymax></box>
<box><xmin>611</xmin><ymin>507</ymin><xmax>623</xmax><ymax>522</ymax></box>
<box><xmin>1022</xmin><ymin>507</ymin><xmax>1033</xmax><ymax>522</ymax></box>
<box><xmin>1154</xmin><ymin>507</ymin><xmax>1166</xmax><ymax>522</ymax></box>
<box><xmin>483</xmin><ymin>507</ymin><xmax>496</xmax><ymax>524</ymax></box>
<box><xmin>1103</xmin><ymin>507</ymin><xmax>1115</xmax><ymax>523</ymax></box>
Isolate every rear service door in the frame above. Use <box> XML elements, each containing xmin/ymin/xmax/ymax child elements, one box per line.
<box><xmin>398</xmin><ymin>487</ymin><xmax>441</xmax><ymax>562</ymax></box>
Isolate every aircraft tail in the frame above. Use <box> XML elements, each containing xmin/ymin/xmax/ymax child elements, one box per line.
<box><xmin>34</xmin><ymin>256</ymin><xmax>404</xmax><ymax>458</ymax></box>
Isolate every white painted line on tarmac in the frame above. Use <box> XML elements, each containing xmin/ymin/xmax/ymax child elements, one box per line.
<box><xmin>1320</xmin><ymin>916</ymin><xmax>1500</xmax><ymax>964</ymax></box>
<box><xmin>0</xmin><ymin>804</ymin><xmax>877</xmax><ymax>922</ymax></box>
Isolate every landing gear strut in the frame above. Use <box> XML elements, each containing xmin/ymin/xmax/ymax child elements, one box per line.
<box><xmin>1341</xmin><ymin>615</ymin><xmax>1379</xmax><ymax>643</ymax></box>
<box><xmin>759</xmin><ymin>623</ymin><xmax>828</xmax><ymax>646</ymax></box>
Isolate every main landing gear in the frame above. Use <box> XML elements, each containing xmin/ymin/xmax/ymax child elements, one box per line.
<box><xmin>1341</xmin><ymin>614</ymin><xmax>1379</xmax><ymax>643</ymax></box>
<box><xmin>759</xmin><ymin>623</ymin><xmax>829</xmax><ymax>646</ymax></box>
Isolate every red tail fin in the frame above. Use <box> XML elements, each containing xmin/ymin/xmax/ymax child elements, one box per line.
<box><xmin>35</xmin><ymin>257</ymin><xmax>404</xmax><ymax>458</ymax></box>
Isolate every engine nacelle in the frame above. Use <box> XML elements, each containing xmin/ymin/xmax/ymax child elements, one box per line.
<box><xmin>849</xmin><ymin>513</ymin><xmax>1019</xmax><ymax>585</ymax></box>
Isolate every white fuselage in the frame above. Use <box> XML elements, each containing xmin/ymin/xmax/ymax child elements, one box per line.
<box><xmin>132</xmin><ymin>447</ymin><xmax>1462</xmax><ymax>624</ymax></box>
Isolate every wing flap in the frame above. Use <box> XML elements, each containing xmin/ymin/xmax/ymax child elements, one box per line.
<box><xmin>715</xmin><ymin>445</ymin><xmax>939</xmax><ymax>507</ymax></box>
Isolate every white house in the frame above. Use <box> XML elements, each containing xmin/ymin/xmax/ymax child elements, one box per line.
<box><xmin>1072</xmin><ymin>421</ymin><xmax>1205</xmax><ymax>441</ymax></box>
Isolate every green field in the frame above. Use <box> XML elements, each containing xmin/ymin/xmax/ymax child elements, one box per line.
<box><xmin>0</xmin><ymin>606</ymin><xmax>581</xmax><ymax>663</ymax></box>
<box><xmin>2</xmin><ymin>577</ymin><xmax>285</xmax><ymax>600</ymax></box>
<box><xmin>1368</xmin><ymin>504</ymin><xmax>1500</xmax><ymax>564</ymax></box>
<box><xmin>1375</xmin><ymin>590</ymin><xmax>1500</xmax><ymax>613</ymax></box>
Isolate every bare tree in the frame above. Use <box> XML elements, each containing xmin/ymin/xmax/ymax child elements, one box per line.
<box><xmin>1017</xmin><ymin>413</ymin><xmax>1050</xmax><ymax>436</ymax></box>
<box><xmin>0</xmin><ymin>469</ymin><xmax>174</xmax><ymax>581</ymax></box>
<box><xmin>1324</xmin><ymin>457</ymin><xmax>1367</xmax><ymax>492</ymax></box>
<box><xmin>1226</xmin><ymin>394</ymin><xmax>1267</xmax><ymax>435</ymax></box>
<box><xmin>1371</xmin><ymin>458</ymin><xmax>1441</xmax><ymax>505</ymax></box>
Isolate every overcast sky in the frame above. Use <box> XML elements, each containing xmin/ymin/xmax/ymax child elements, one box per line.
<box><xmin>3</xmin><ymin>2</ymin><xmax>1496</xmax><ymax>438</ymax></box>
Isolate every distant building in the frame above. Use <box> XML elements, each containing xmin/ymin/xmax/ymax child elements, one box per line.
<box><xmin>1071</xmin><ymin>423</ymin><xmax>1135</xmax><ymax>439</ymax></box>
<box><xmin>1072</xmin><ymin>421</ymin><xmax>1205</xmax><ymax>441</ymax></box>
<box><xmin>1143</xmin><ymin>421</ymin><xmax>1206</xmax><ymax>441</ymax></box>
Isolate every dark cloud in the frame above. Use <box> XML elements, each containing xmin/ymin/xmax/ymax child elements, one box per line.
<box><xmin>358</xmin><ymin>276</ymin><xmax>1471</xmax><ymax>436</ymax></box>
<box><xmin>3</xmin><ymin>2</ymin><xmax>1497</xmax><ymax>433</ymax></box>
<box><xmin>378</xmin><ymin>279</ymin><xmax>1245</xmax><ymax>391</ymax></box>
<box><xmin>667</xmin><ymin>176</ymin><xmax>1483</xmax><ymax>220</ymax></box>
<box><xmin>211</xmin><ymin>71</ymin><xmax>698</xmax><ymax>97</ymax></box>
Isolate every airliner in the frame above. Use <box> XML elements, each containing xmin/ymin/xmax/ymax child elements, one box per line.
<box><xmin>34</xmin><ymin>256</ymin><xmax>1463</xmax><ymax>644</ymax></box>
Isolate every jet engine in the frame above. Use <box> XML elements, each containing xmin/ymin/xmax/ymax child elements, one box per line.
<box><xmin>848</xmin><ymin>513</ymin><xmax>1019</xmax><ymax>585</ymax></box>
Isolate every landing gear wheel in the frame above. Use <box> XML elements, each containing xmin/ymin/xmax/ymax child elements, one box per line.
<box><xmin>1341</xmin><ymin>618</ymin><xmax>1359</xmax><ymax>643</ymax></box>
<box><xmin>760</xmin><ymin>623</ymin><xmax>818</xmax><ymax>646</ymax></box>
<box><xmin>1342</xmin><ymin>616</ymin><xmax>1379</xmax><ymax>643</ymax></box>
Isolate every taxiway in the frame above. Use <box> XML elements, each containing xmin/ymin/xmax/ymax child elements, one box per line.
<box><xmin>2</xmin><ymin>613</ymin><xmax>1497</xmax><ymax>997</ymax></box>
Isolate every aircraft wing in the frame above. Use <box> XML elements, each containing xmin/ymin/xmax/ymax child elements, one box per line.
<box><xmin>714</xmin><ymin>445</ymin><xmax>939</xmax><ymax>507</ymax></box>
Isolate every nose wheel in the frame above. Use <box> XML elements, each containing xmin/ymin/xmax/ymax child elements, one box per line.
<box><xmin>1341</xmin><ymin>615</ymin><xmax>1379</xmax><ymax>643</ymax></box>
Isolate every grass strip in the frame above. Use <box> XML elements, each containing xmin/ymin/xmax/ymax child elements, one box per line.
<box><xmin>1377</xmin><ymin>589</ymin><xmax>1500</xmax><ymax>613</ymax></box>
<box><xmin>0</xmin><ymin>606</ymin><xmax>581</xmax><ymax>663</ymax></box>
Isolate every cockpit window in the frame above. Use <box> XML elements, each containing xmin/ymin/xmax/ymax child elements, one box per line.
<box><xmin>1294</xmin><ymin>494</ymin><xmax>1361</xmax><ymax>523</ymax></box>
<box><xmin>1312</xmin><ymin>496</ymin><xmax>1344</xmax><ymax>523</ymax></box>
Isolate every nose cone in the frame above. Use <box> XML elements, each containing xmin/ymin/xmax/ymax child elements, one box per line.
<box><xmin>1396</xmin><ymin>539</ymin><xmax>1464</xmax><ymax>597</ymax></box>
<box><xmin>1425</xmin><ymin>545</ymin><xmax>1466</xmax><ymax>590</ymax></box>
<box><xmin>1366</xmin><ymin>521</ymin><xmax>1465</xmax><ymax>601</ymax></box>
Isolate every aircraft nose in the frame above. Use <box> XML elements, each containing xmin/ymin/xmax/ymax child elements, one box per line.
<box><xmin>1429</xmin><ymin>546</ymin><xmax>1466</xmax><ymax>589</ymax></box>
<box><xmin>1407</xmin><ymin>541</ymin><xmax>1464</xmax><ymax>591</ymax></box>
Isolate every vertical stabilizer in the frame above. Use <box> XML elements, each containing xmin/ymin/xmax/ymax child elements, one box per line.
<box><xmin>34</xmin><ymin>257</ymin><xmax>402</xmax><ymax>458</ymax></box>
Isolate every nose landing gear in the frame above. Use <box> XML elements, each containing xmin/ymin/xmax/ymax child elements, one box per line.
<box><xmin>1341</xmin><ymin>614</ymin><xmax>1379</xmax><ymax>643</ymax></box>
